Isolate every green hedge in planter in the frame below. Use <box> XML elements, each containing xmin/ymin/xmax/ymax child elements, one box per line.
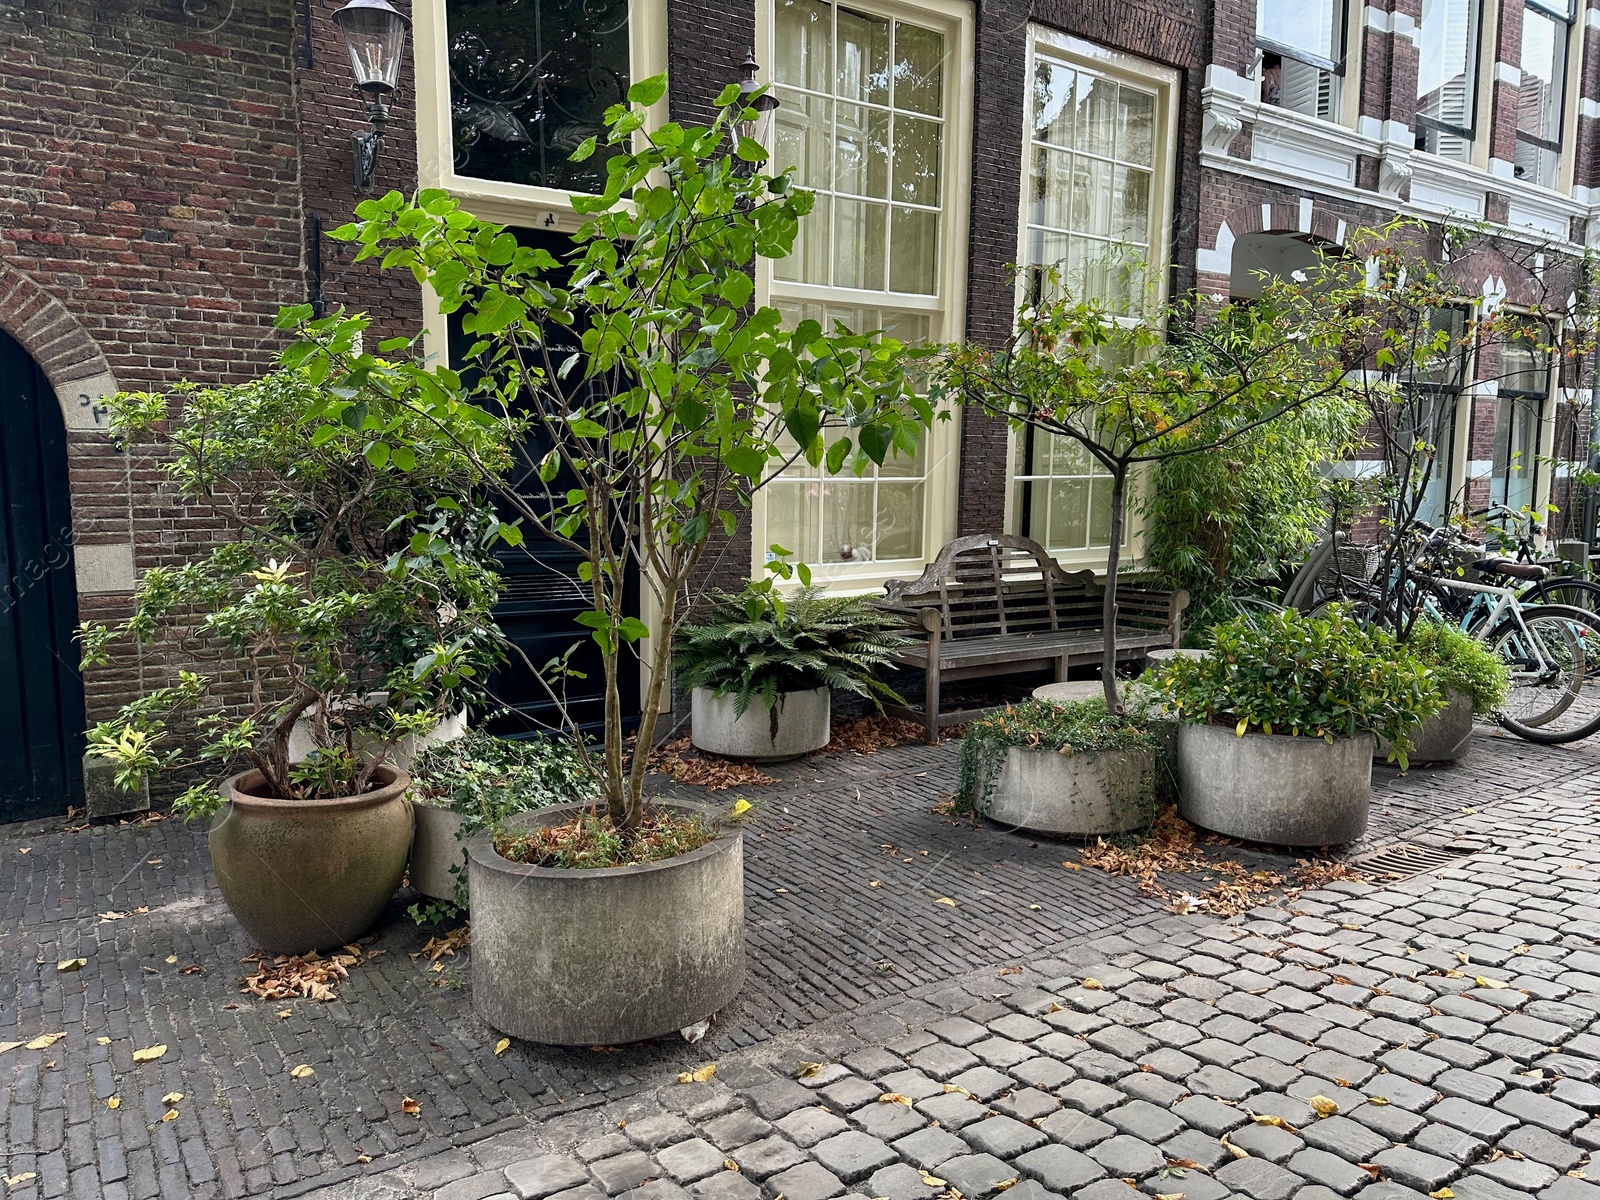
<box><xmin>1148</xmin><ymin>608</ymin><xmax>1443</xmax><ymax>769</ymax></box>
<box><xmin>1403</xmin><ymin>619</ymin><xmax>1510</xmax><ymax>717</ymax></box>
<box><xmin>411</xmin><ymin>729</ymin><xmax>596</xmax><ymax>831</ymax></box>
<box><xmin>956</xmin><ymin>697</ymin><xmax>1162</xmax><ymax>814</ymax></box>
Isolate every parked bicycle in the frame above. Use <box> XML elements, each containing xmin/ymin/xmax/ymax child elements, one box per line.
<box><xmin>1472</xmin><ymin>503</ymin><xmax>1600</xmax><ymax>614</ymax></box>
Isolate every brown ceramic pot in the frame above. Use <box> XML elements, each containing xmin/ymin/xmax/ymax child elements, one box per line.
<box><xmin>209</xmin><ymin>766</ymin><xmax>413</xmax><ymax>954</ymax></box>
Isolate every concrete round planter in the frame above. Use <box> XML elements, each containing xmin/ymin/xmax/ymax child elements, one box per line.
<box><xmin>691</xmin><ymin>686</ymin><xmax>830</xmax><ymax>761</ymax></box>
<box><xmin>210</xmin><ymin>766</ymin><xmax>414</xmax><ymax>953</ymax></box>
<box><xmin>466</xmin><ymin>801</ymin><xmax>745</xmax><ymax>1045</ymax></box>
<box><xmin>409</xmin><ymin>804</ymin><xmax>468</xmax><ymax>903</ymax></box>
<box><xmin>289</xmin><ymin>705</ymin><xmax>467</xmax><ymax>773</ymax></box>
<box><xmin>1377</xmin><ymin>687</ymin><xmax>1475</xmax><ymax>765</ymax></box>
<box><xmin>980</xmin><ymin>746</ymin><xmax>1157</xmax><ymax>837</ymax></box>
<box><xmin>1176</xmin><ymin>722</ymin><xmax>1373</xmax><ymax>846</ymax></box>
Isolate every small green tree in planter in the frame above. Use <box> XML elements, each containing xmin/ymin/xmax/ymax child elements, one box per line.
<box><xmin>79</xmin><ymin>369</ymin><xmax>510</xmax><ymax>953</ymax></box>
<box><xmin>957</xmin><ymin>697</ymin><xmax>1162</xmax><ymax>837</ymax></box>
<box><xmin>931</xmin><ymin>273</ymin><xmax>1358</xmax><ymax>713</ymax></box>
<box><xmin>281</xmin><ymin>78</ymin><xmax>935</xmax><ymax>1044</ymax></box>
<box><xmin>675</xmin><ymin>576</ymin><xmax>912</xmax><ymax>760</ymax></box>
<box><xmin>1375</xmin><ymin>618</ymin><xmax>1509</xmax><ymax>764</ymax></box>
<box><xmin>1149</xmin><ymin>608</ymin><xmax>1443</xmax><ymax>846</ymax></box>
<box><xmin>408</xmin><ymin>729</ymin><xmax>597</xmax><ymax>913</ymax></box>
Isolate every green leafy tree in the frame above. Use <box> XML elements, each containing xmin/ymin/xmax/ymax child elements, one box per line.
<box><xmin>282</xmin><ymin>75</ymin><xmax>936</xmax><ymax>828</ymax></box>
<box><xmin>79</xmin><ymin>370</ymin><xmax>511</xmax><ymax>815</ymax></box>
<box><xmin>931</xmin><ymin>275</ymin><xmax>1358</xmax><ymax>712</ymax></box>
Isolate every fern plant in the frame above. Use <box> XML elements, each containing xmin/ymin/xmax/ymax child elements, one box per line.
<box><xmin>674</xmin><ymin>585</ymin><xmax>912</xmax><ymax>718</ymax></box>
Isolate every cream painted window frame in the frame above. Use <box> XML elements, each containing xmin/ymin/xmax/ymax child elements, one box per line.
<box><xmin>1002</xmin><ymin>28</ymin><xmax>1181</xmax><ymax>576</ymax></box>
<box><xmin>750</xmin><ymin>0</ymin><xmax>975</xmax><ymax>594</ymax></box>
<box><xmin>1247</xmin><ymin>0</ymin><xmax>1365</xmax><ymax>128</ymax></box>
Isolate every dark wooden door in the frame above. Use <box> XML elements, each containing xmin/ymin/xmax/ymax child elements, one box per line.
<box><xmin>0</xmin><ymin>329</ymin><xmax>84</xmax><ymax>820</ymax></box>
<box><xmin>450</xmin><ymin>228</ymin><xmax>640</xmax><ymax>737</ymax></box>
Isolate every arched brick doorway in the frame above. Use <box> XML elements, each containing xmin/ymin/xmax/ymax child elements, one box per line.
<box><xmin>0</xmin><ymin>326</ymin><xmax>85</xmax><ymax>821</ymax></box>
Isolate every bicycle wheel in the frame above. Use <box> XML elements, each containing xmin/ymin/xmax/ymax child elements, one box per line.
<box><xmin>1215</xmin><ymin>595</ymin><xmax>1286</xmax><ymax>628</ymax></box>
<box><xmin>1486</xmin><ymin>604</ymin><xmax>1600</xmax><ymax>744</ymax></box>
<box><xmin>1524</xmin><ymin>576</ymin><xmax>1600</xmax><ymax>616</ymax></box>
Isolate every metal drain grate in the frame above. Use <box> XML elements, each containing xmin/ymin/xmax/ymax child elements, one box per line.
<box><xmin>1348</xmin><ymin>840</ymin><xmax>1480</xmax><ymax>878</ymax></box>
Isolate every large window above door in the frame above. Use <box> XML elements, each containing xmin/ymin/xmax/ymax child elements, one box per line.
<box><xmin>757</xmin><ymin>0</ymin><xmax>973</xmax><ymax>583</ymax></box>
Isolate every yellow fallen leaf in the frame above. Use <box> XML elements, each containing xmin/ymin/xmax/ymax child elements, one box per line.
<box><xmin>1368</xmin><ymin>1096</ymin><xmax>1390</xmax><ymax>1106</ymax></box>
<box><xmin>1253</xmin><ymin>1115</ymin><xmax>1286</xmax><ymax>1128</ymax></box>
<box><xmin>26</xmin><ymin>1033</ymin><xmax>64</xmax><ymax>1050</ymax></box>
<box><xmin>162</xmin><ymin>1092</ymin><xmax>183</xmax><ymax>1104</ymax></box>
<box><xmin>165</xmin><ymin>955</ymin><xmax>177</xmax><ymax>964</ymax></box>
<box><xmin>943</xmin><ymin>1084</ymin><xmax>971</xmax><ymax>1096</ymax></box>
<box><xmin>1029</xmin><ymin>904</ymin><xmax>1042</xmax><ymax>911</ymax></box>
<box><xmin>96</xmin><ymin>1037</ymin><xmax>110</xmax><ymax>1046</ymax></box>
<box><xmin>1429</xmin><ymin>1189</ymin><xmax>1454</xmax><ymax>1198</ymax></box>
<box><xmin>1222</xmin><ymin>1137</ymin><xmax>1249</xmax><ymax>1160</ymax></box>
<box><xmin>1475</xmin><ymin>976</ymin><xmax>1508</xmax><ymax>989</ymax></box>
<box><xmin>869</xmin><ymin>881</ymin><xmax>882</xmax><ymax>888</ymax></box>
<box><xmin>1156</xmin><ymin>1194</ymin><xmax>1186</xmax><ymax>1200</ymax></box>
<box><xmin>1309</xmin><ymin>1096</ymin><xmax>1339</xmax><ymax>1117</ymax></box>
<box><xmin>920</xmin><ymin>1174</ymin><xmax>947</xmax><ymax>1188</ymax></box>
<box><xmin>290</xmin><ymin>1065</ymin><xmax>314</xmax><ymax>1078</ymax></box>
<box><xmin>0</xmin><ymin>1042</ymin><xmax>20</xmax><ymax>1055</ymax></box>
<box><xmin>401</xmin><ymin>1096</ymin><xmax>421</xmax><ymax>1116</ymax></box>
<box><xmin>277</xmin><ymin>1010</ymin><xmax>292</xmax><ymax>1019</ymax></box>
<box><xmin>935</xmin><ymin>897</ymin><xmax>956</xmax><ymax>907</ymax></box>
<box><xmin>1061</xmin><ymin>860</ymin><xmax>1082</xmax><ymax>870</ymax></box>
<box><xmin>357</xmin><ymin>1154</ymin><xmax>372</xmax><ymax>1164</ymax></box>
<box><xmin>107</xmin><ymin>1097</ymin><xmax>120</xmax><ymax>1109</ymax></box>
<box><xmin>1455</xmin><ymin>951</ymin><xmax>1470</xmax><ymax>964</ymax></box>
<box><xmin>730</xmin><ymin>798</ymin><xmax>753</xmax><ymax>817</ymax></box>
<box><xmin>796</xmin><ymin>1061</ymin><xmax>825</xmax><ymax>1079</ymax></box>
<box><xmin>4</xmin><ymin>1173</ymin><xmax>37</xmax><ymax>1187</ymax></box>
<box><xmin>494</xmin><ymin>1038</ymin><xmax>510</xmax><ymax>1056</ymax></box>
<box><xmin>57</xmin><ymin>958</ymin><xmax>86</xmax><ymax>972</ymax></box>
<box><xmin>132</xmin><ymin>1044</ymin><xmax>166</xmax><ymax>1063</ymax></box>
<box><xmin>995</xmin><ymin>1180</ymin><xmax>1017</xmax><ymax>1192</ymax></box>
<box><xmin>1569</xmin><ymin>1171</ymin><xmax>1588</xmax><ymax>1180</ymax></box>
<box><xmin>1082</xmin><ymin>978</ymin><xmax>1104</xmax><ymax>990</ymax></box>
<box><xmin>1514</xmin><ymin>943</ymin><xmax>1531</xmax><ymax>954</ymax></box>
<box><xmin>1444</xmin><ymin>970</ymin><xmax>1465</xmax><ymax>979</ymax></box>
<box><xmin>676</xmin><ymin>1063</ymin><xmax>717</xmax><ymax>1084</ymax></box>
<box><xmin>724</xmin><ymin>1160</ymin><xmax>740</xmax><ymax>1173</ymax></box>
<box><xmin>161</xmin><ymin>1109</ymin><xmax>178</xmax><ymax>1122</ymax></box>
<box><xmin>879</xmin><ymin>1092</ymin><xmax>913</xmax><ymax>1106</ymax></box>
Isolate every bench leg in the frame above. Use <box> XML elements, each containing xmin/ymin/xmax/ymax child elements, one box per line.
<box><xmin>1053</xmin><ymin>655</ymin><xmax>1069</xmax><ymax>683</ymax></box>
<box><xmin>924</xmin><ymin>666</ymin><xmax>941</xmax><ymax>744</ymax></box>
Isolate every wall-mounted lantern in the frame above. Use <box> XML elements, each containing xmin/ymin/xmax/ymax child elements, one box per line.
<box><xmin>331</xmin><ymin>0</ymin><xmax>410</xmax><ymax>191</ymax></box>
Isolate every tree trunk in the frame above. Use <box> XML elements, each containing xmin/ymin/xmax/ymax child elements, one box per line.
<box><xmin>1100</xmin><ymin>469</ymin><xmax>1128</xmax><ymax>714</ymax></box>
<box><xmin>625</xmin><ymin>583</ymin><xmax>678</xmax><ymax>827</ymax></box>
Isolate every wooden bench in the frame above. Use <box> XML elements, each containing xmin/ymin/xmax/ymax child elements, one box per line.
<box><xmin>876</xmin><ymin>534</ymin><xmax>1190</xmax><ymax>742</ymax></box>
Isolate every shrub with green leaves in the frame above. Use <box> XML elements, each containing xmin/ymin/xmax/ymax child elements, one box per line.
<box><xmin>673</xmin><ymin>583</ymin><xmax>911</xmax><ymax>717</ymax></box>
<box><xmin>956</xmin><ymin>697</ymin><xmax>1161</xmax><ymax>815</ymax></box>
<box><xmin>1403</xmin><ymin>619</ymin><xmax>1510</xmax><ymax>716</ymax></box>
<box><xmin>1147</xmin><ymin>608</ymin><xmax>1443</xmax><ymax>769</ymax></box>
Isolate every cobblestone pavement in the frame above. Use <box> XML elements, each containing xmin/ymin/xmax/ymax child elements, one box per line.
<box><xmin>1</xmin><ymin>725</ymin><xmax>1597</xmax><ymax>1199</ymax></box>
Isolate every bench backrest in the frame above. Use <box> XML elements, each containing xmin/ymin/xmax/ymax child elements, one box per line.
<box><xmin>882</xmin><ymin>534</ymin><xmax>1100</xmax><ymax>641</ymax></box>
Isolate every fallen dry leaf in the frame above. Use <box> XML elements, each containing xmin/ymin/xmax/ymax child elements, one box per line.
<box><xmin>920</xmin><ymin>1174</ymin><xmax>947</xmax><ymax>1188</ymax></box>
<box><xmin>107</xmin><ymin>1097</ymin><xmax>120</xmax><ymax>1109</ymax></box>
<box><xmin>1308</xmin><ymin>1096</ymin><xmax>1338</xmax><ymax>1117</ymax></box>
<box><xmin>160</xmin><ymin>1109</ymin><xmax>178</xmax><ymax>1123</ymax></box>
<box><xmin>1253</xmin><ymin>1115</ymin><xmax>1287</xmax><ymax>1128</ymax></box>
<box><xmin>26</xmin><ymin>1033</ymin><xmax>65</xmax><ymax>1050</ymax></box>
<box><xmin>649</xmin><ymin>737</ymin><xmax>777</xmax><ymax>791</ymax></box>
<box><xmin>277</xmin><ymin>1009</ymin><xmax>292</xmax><ymax>1019</ymax></box>
<box><xmin>240</xmin><ymin>945</ymin><xmax>381</xmax><ymax>1003</ymax></box>
<box><xmin>934</xmin><ymin>897</ymin><xmax>956</xmax><ymax>907</ymax></box>
<box><xmin>1476</xmin><ymin>976</ymin><xmax>1508</xmax><ymax>989</ymax></box>
<box><xmin>677</xmin><ymin>1064</ymin><xmax>717</xmax><ymax>1084</ymax></box>
<box><xmin>1367</xmin><ymin>1096</ymin><xmax>1390</xmax><ymax>1106</ymax></box>
<box><xmin>57</xmin><ymin>958</ymin><xmax>86</xmax><ymax>973</ymax></box>
<box><xmin>179</xmin><ymin>965</ymin><xmax>204</xmax><ymax>975</ymax></box>
<box><xmin>165</xmin><ymin>955</ymin><xmax>178</xmax><ymax>965</ymax></box>
<box><xmin>879</xmin><ymin>1092</ymin><xmax>913</xmax><ymax>1106</ymax></box>
<box><xmin>96</xmin><ymin>1037</ymin><xmax>110</xmax><ymax>1046</ymax></box>
<box><xmin>290</xmin><ymin>1065</ymin><xmax>314</xmax><ymax>1079</ymax></box>
<box><xmin>356</xmin><ymin>1154</ymin><xmax>372</xmax><ymax>1164</ymax></box>
<box><xmin>494</xmin><ymin>1038</ymin><xmax>510</xmax><ymax>1056</ymax></box>
<box><xmin>1333</xmin><ymin>1078</ymin><xmax>1351</xmax><ymax>1089</ymax></box>
<box><xmin>1156</xmin><ymin>1194</ymin><xmax>1186</xmax><ymax>1200</ymax></box>
<box><xmin>416</xmin><ymin>925</ymin><xmax>471</xmax><ymax>963</ymax></box>
<box><xmin>1081</xmin><ymin>978</ymin><xmax>1104</xmax><ymax>990</ymax></box>
<box><xmin>401</xmin><ymin>1096</ymin><xmax>421</xmax><ymax>1116</ymax></box>
<box><xmin>131</xmin><ymin>1044</ymin><xmax>167</xmax><ymax>1063</ymax></box>
<box><xmin>4</xmin><ymin>1173</ymin><xmax>38</xmax><ymax>1187</ymax></box>
<box><xmin>994</xmin><ymin>1180</ymin><xmax>1017</xmax><ymax>1192</ymax></box>
<box><xmin>162</xmin><ymin>1092</ymin><xmax>183</xmax><ymax>1104</ymax></box>
<box><xmin>943</xmin><ymin>1084</ymin><xmax>972</xmax><ymax>1096</ymax></box>
<box><xmin>1221</xmin><ymin>1138</ymin><xmax>1249</xmax><ymax>1160</ymax></box>
<box><xmin>796</xmin><ymin>1061</ymin><xmax>826</xmax><ymax>1079</ymax></box>
<box><xmin>1429</xmin><ymin>1189</ymin><xmax>1454</xmax><ymax>1198</ymax></box>
<box><xmin>724</xmin><ymin>1159</ymin><xmax>739</xmax><ymax>1173</ymax></box>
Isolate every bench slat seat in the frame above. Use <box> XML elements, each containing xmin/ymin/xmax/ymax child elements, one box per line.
<box><xmin>876</xmin><ymin>534</ymin><xmax>1189</xmax><ymax>742</ymax></box>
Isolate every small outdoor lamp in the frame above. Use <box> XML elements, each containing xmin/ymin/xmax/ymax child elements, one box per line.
<box><xmin>332</xmin><ymin>0</ymin><xmax>410</xmax><ymax>191</ymax></box>
<box><xmin>735</xmin><ymin>49</ymin><xmax>780</xmax><ymax>143</ymax></box>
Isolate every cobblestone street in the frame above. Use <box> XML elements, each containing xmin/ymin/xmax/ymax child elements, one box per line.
<box><xmin>3</xmin><ymin>726</ymin><xmax>1600</xmax><ymax>1200</ymax></box>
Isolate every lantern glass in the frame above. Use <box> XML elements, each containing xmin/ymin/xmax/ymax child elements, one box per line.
<box><xmin>334</xmin><ymin>1</ymin><xmax>409</xmax><ymax>94</ymax></box>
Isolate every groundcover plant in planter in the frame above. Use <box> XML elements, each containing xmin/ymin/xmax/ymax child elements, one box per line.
<box><xmin>957</xmin><ymin>697</ymin><xmax>1161</xmax><ymax>837</ymax></box>
<box><xmin>675</xmin><ymin>576</ymin><xmax>911</xmax><ymax>761</ymax></box>
<box><xmin>286</xmin><ymin>76</ymin><xmax>933</xmax><ymax>1044</ymax></box>
<box><xmin>1376</xmin><ymin>618</ymin><xmax>1509</xmax><ymax>765</ymax></box>
<box><xmin>1149</xmin><ymin>608</ymin><xmax>1442</xmax><ymax>846</ymax></box>
<box><xmin>408</xmin><ymin>729</ymin><xmax>595</xmax><ymax>910</ymax></box>
<box><xmin>80</xmin><ymin>369</ymin><xmax>509</xmax><ymax>954</ymax></box>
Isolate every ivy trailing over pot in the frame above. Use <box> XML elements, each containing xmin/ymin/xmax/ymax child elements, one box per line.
<box><xmin>1402</xmin><ymin>619</ymin><xmax>1511</xmax><ymax>717</ymax></box>
<box><xmin>956</xmin><ymin>697</ymin><xmax>1163</xmax><ymax>815</ymax></box>
<box><xmin>673</xmin><ymin>577</ymin><xmax>912</xmax><ymax>729</ymax></box>
<box><xmin>78</xmin><ymin>368</ymin><xmax>513</xmax><ymax>817</ymax></box>
<box><xmin>1147</xmin><ymin>608</ymin><xmax>1443</xmax><ymax>769</ymax></box>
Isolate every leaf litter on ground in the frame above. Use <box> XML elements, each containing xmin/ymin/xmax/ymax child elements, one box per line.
<box><xmin>240</xmin><ymin>943</ymin><xmax>383</xmax><ymax>1003</ymax></box>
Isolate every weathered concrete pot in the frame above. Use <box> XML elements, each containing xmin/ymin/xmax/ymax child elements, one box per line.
<box><xmin>981</xmin><ymin>746</ymin><xmax>1157</xmax><ymax>836</ymax></box>
<box><xmin>1177</xmin><ymin>723</ymin><xmax>1372</xmax><ymax>846</ymax></box>
<box><xmin>691</xmin><ymin>686</ymin><xmax>829</xmax><ymax>761</ymax></box>
<box><xmin>410</xmin><ymin>805</ymin><xmax>468</xmax><ymax>903</ymax></box>
<box><xmin>1377</xmin><ymin>688</ymin><xmax>1474</xmax><ymax>765</ymax></box>
<box><xmin>210</xmin><ymin>767</ymin><xmax>413</xmax><ymax>954</ymax></box>
<box><xmin>467</xmin><ymin>801</ymin><xmax>745</xmax><ymax>1045</ymax></box>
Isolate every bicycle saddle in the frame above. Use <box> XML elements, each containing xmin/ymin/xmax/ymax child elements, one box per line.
<box><xmin>1472</xmin><ymin>557</ymin><xmax>1549</xmax><ymax>580</ymax></box>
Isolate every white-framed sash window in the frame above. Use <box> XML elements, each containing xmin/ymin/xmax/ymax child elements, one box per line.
<box><xmin>753</xmin><ymin>0</ymin><xmax>974</xmax><ymax>588</ymax></box>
